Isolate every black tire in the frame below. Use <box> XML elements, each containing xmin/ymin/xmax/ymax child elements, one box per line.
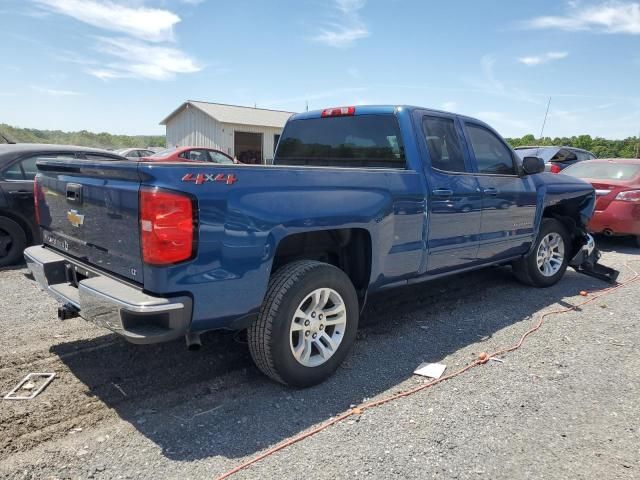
<box><xmin>634</xmin><ymin>236</ymin><xmax>640</xmax><ymax>249</ymax></box>
<box><xmin>248</xmin><ymin>260</ymin><xmax>359</xmax><ymax>387</ymax></box>
<box><xmin>0</xmin><ymin>217</ymin><xmax>27</xmax><ymax>268</ymax></box>
<box><xmin>512</xmin><ymin>218</ymin><xmax>570</xmax><ymax>287</ymax></box>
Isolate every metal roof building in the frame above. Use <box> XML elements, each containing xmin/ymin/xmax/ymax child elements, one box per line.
<box><xmin>160</xmin><ymin>101</ymin><xmax>294</xmax><ymax>164</ymax></box>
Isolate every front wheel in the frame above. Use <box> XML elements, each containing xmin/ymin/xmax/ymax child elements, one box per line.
<box><xmin>512</xmin><ymin>218</ymin><xmax>570</xmax><ymax>287</ymax></box>
<box><xmin>248</xmin><ymin>260</ymin><xmax>359</xmax><ymax>387</ymax></box>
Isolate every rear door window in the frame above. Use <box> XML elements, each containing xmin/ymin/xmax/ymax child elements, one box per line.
<box><xmin>2</xmin><ymin>153</ymin><xmax>75</xmax><ymax>180</ymax></box>
<box><xmin>275</xmin><ymin>114</ymin><xmax>405</xmax><ymax>168</ymax></box>
<box><xmin>465</xmin><ymin>124</ymin><xmax>517</xmax><ymax>175</ymax></box>
<box><xmin>180</xmin><ymin>149</ymin><xmax>212</xmax><ymax>162</ymax></box>
<box><xmin>210</xmin><ymin>151</ymin><xmax>234</xmax><ymax>164</ymax></box>
<box><xmin>422</xmin><ymin>116</ymin><xmax>468</xmax><ymax>172</ymax></box>
<box><xmin>575</xmin><ymin>151</ymin><xmax>593</xmax><ymax>162</ymax></box>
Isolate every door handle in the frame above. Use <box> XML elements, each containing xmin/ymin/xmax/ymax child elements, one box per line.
<box><xmin>8</xmin><ymin>190</ymin><xmax>32</xmax><ymax>196</ymax></box>
<box><xmin>432</xmin><ymin>189</ymin><xmax>453</xmax><ymax>197</ymax></box>
<box><xmin>483</xmin><ymin>188</ymin><xmax>498</xmax><ymax>196</ymax></box>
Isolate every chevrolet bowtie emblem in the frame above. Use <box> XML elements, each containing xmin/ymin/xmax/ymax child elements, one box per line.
<box><xmin>67</xmin><ymin>209</ymin><xmax>85</xmax><ymax>227</ymax></box>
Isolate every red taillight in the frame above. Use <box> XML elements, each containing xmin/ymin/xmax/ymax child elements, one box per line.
<box><xmin>550</xmin><ymin>164</ymin><xmax>562</xmax><ymax>174</ymax></box>
<box><xmin>140</xmin><ymin>187</ymin><xmax>195</xmax><ymax>265</ymax></box>
<box><xmin>33</xmin><ymin>176</ymin><xmax>42</xmax><ymax>225</ymax></box>
<box><xmin>615</xmin><ymin>189</ymin><xmax>640</xmax><ymax>202</ymax></box>
<box><xmin>321</xmin><ymin>106</ymin><xmax>355</xmax><ymax>117</ymax></box>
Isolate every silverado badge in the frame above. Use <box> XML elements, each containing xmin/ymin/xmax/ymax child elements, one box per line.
<box><xmin>67</xmin><ymin>209</ymin><xmax>85</xmax><ymax>227</ymax></box>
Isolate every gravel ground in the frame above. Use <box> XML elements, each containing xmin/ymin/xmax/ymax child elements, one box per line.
<box><xmin>1</xmin><ymin>237</ymin><xmax>638</xmax><ymax>480</ymax></box>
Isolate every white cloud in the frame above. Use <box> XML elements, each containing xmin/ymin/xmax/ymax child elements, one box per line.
<box><xmin>33</xmin><ymin>0</ymin><xmax>181</xmax><ymax>42</ymax></box>
<box><xmin>441</xmin><ymin>101</ymin><xmax>458</xmax><ymax>111</ymax></box>
<box><xmin>87</xmin><ymin>37</ymin><xmax>202</xmax><ymax>81</ymax></box>
<box><xmin>347</xmin><ymin>67</ymin><xmax>361</xmax><ymax>79</ymax></box>
<box><xmin>34</xmin><ymin>1</ymin><xmax>205</xmax><ymax>82</ymax></box>
<box><xmin>524</xmin><ymin>2</ymin><xmax>640</xmax><ymax>35</ymax></box>
<box><xmin>474</xmin><ymin>111</ymin><xmax>534</xmax><ymax>134</ymax></box>
<box><xmin>463</xmin><ymin>55</ymin><xmax>542</xmax><ymax>106</ymax></box>
<box><xmin>312</xmin><ymin>0</ymin><xmax>370</xmax><ymax>47</ymax></box>
<box><xmin>30</xmin><ymin>85</ymin><xmax>84</xmax><ymax>96</ymax></box>
<box><xmin>518</xmin><ymin>51</ymin><xmax>569</xmax><ymax>66</ymax></box>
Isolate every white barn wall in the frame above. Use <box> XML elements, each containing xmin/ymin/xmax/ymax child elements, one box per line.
<box><xmin>166</xmin><ymin>106</ymin><xmax>220</xmax><ymax>150</ymax></box>
<box><xmin>165</xmin><ymin>108</ymin><xmax>284</xmax><ymax>162</ymax></box>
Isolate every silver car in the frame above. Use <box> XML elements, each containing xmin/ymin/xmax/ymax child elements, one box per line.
<box><xmin>114</xmin><ymin>148</ymin><xmax>156</xmax><ymax>160</ymax></box>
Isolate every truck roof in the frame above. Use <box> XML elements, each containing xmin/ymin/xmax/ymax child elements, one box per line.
<box><xmin>289</xmin><ymin>105</ymin><xmax>494</xmax><ymax>129</ymax></box>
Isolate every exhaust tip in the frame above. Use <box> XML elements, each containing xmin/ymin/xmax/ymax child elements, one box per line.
<box><xmin>186</xmin><ymin>332</ymin><xmax>202</xmax><ymax>351</ymax></box>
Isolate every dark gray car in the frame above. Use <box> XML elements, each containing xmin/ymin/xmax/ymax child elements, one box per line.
<box><xmin>514</xmin><ymin>146</ymin><xmax>596</xmax><ymax>173</ymax></box>
<box><xmin>0</xmin><ymin>144</ymin><xmax>125</xmax><ymax>266</ymax></box>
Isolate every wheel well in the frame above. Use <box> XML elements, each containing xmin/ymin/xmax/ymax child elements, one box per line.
<box><xmin>542</xmin><ymin>204</ymin><xmax>586</xmax><ymax>255</ymax></box>
<box><xmin>0</xmin><ymin>209</ymin><xmax>36</xmax><ymax>245</ymax></box>
<box><xmin>271</xmin><ymin>228</ymin><xmax>372</xmax><ymax>300</ymax></box>
<box><xmin>542</xmin><ymin>207</ymin><xmax>577</xmax><ymax>233</ymax></box>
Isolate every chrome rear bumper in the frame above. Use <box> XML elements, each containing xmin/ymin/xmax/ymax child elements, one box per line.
<box><xmin>24</xmin><ymin>245</ymin><xmax>192</xmax><ymax>344</ymax></box>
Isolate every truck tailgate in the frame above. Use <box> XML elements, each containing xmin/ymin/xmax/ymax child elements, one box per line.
<box><xmin>36</xmin><ymin>159</ymin><xmax>143</xmax><ymax>283</ymax></box>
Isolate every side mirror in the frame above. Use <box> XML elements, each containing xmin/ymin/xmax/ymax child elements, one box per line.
<box><xmin>522</xmin><ymin>156</ymin><xmax>545</xmax><ymax>175</ymax></box>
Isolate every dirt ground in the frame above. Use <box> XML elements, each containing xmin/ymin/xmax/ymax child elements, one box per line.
<box><xmin>1</xmin><ymin>237</ymin><xmax>638</xmax><ymax>480</ymax></box>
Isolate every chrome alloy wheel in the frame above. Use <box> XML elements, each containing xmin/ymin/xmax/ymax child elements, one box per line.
<box><xmin>536</xmin><ymin>232</ymin><xmax>565</xmax><ymax>277</ymax></box>
<box><xmin>289</xmin><ymin>288</ymin><xmax>347</xmax><ymax>368</ymax></box>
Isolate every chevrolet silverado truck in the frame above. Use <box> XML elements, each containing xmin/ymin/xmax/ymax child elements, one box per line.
<box><xmin>24</xmin><ymin>105</ymin><xmax>617</xmax><ymax>387</ymax></box>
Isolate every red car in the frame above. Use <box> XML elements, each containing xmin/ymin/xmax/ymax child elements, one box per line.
<box><xmin>563</xmin><ymin>158</ymin><xmax>640</xmax><ymax>247</ymax></box>
<box><xmin>141</xmin><ymin>146</ymin><xmax>238</xmax><ymax>164</ymax></box>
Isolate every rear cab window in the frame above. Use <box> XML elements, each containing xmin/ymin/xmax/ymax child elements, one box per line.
<box><xmin>274</xmin><ymin>114</ymin><xmax>405</xmax><ymax>168</ymax></box>
<box><xmin>422</xmin><ymin>115</ymin><xmax>468</xmax><ymax>173</ymax></box>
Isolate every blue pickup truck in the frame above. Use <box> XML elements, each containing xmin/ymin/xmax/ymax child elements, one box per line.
<box><xmin>24</xmin><ymin>105</ymin><xmax>616</xmax><ymax>387</ymax></box>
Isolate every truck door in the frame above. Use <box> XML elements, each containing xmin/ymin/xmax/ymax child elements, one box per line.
<box><xmin>417</xmin><ymin>112</ymin><xmax>482</xmax><ymax>272</ymax></box>
<box><xmin>461</xmin><ymin>122</ymin><xmax>537</xmax><ymax>262</ymax></box>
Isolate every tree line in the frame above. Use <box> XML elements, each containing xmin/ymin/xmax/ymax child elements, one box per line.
<box><xmin>506</xmin><ymin>134</ymin><xmax>639</xmax><ymax>159</ymax></box>
<box><xmin>1</xmin><ymin>123</ymin><xmax>639</xmax><ymax>158</ymax></box>
<box><xmin>0</xmin><ymin>124</ymin><xmax>165</xmax><ymax>150</ymax></box>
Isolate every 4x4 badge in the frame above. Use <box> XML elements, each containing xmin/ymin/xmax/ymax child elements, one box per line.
<box><xmin>182</xmin><ymin>173</ymin><xmax>237</xmax><ymax>185</ymax></box>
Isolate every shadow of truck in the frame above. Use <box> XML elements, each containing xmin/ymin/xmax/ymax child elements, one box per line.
<box><xmin>50</xmin><ymin>264</ymin><xmax>608</xmax><ymax>462</ymax></box>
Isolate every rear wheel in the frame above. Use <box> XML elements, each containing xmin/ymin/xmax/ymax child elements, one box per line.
<box><xmin>0</xmin><ymin>217</ymin><xmax>27</xmax><ymax>268</ymax></box>
<box><xmin>513</xmin><ymin>218</ymin><xmax>570</xmax><ymax>287</ymax></box>
<box><xmin>635</xmin><ymin>236</ymin><xmax>640</xmax><ymax>249</ymax></box>
<box><xmin>248</xmin><ymin>260</ymin><xmax>359</xmax><ymax>387</ymax></box>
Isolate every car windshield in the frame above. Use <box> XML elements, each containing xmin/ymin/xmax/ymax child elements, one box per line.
<box><xmin>563</xmin><ymin>161</ymin><xmax>640</xmax><ymax>181</ymax></box>
<box><xmin>151</xmin><ymin>148</ymin><xmax>176</xmax><ymax>157</ymax></box>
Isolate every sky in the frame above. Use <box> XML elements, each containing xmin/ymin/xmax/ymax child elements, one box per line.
<box><xmin>0</xmin><ymin>0</ymin><xmax>639</xmax><ymax>139</ymax></box>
